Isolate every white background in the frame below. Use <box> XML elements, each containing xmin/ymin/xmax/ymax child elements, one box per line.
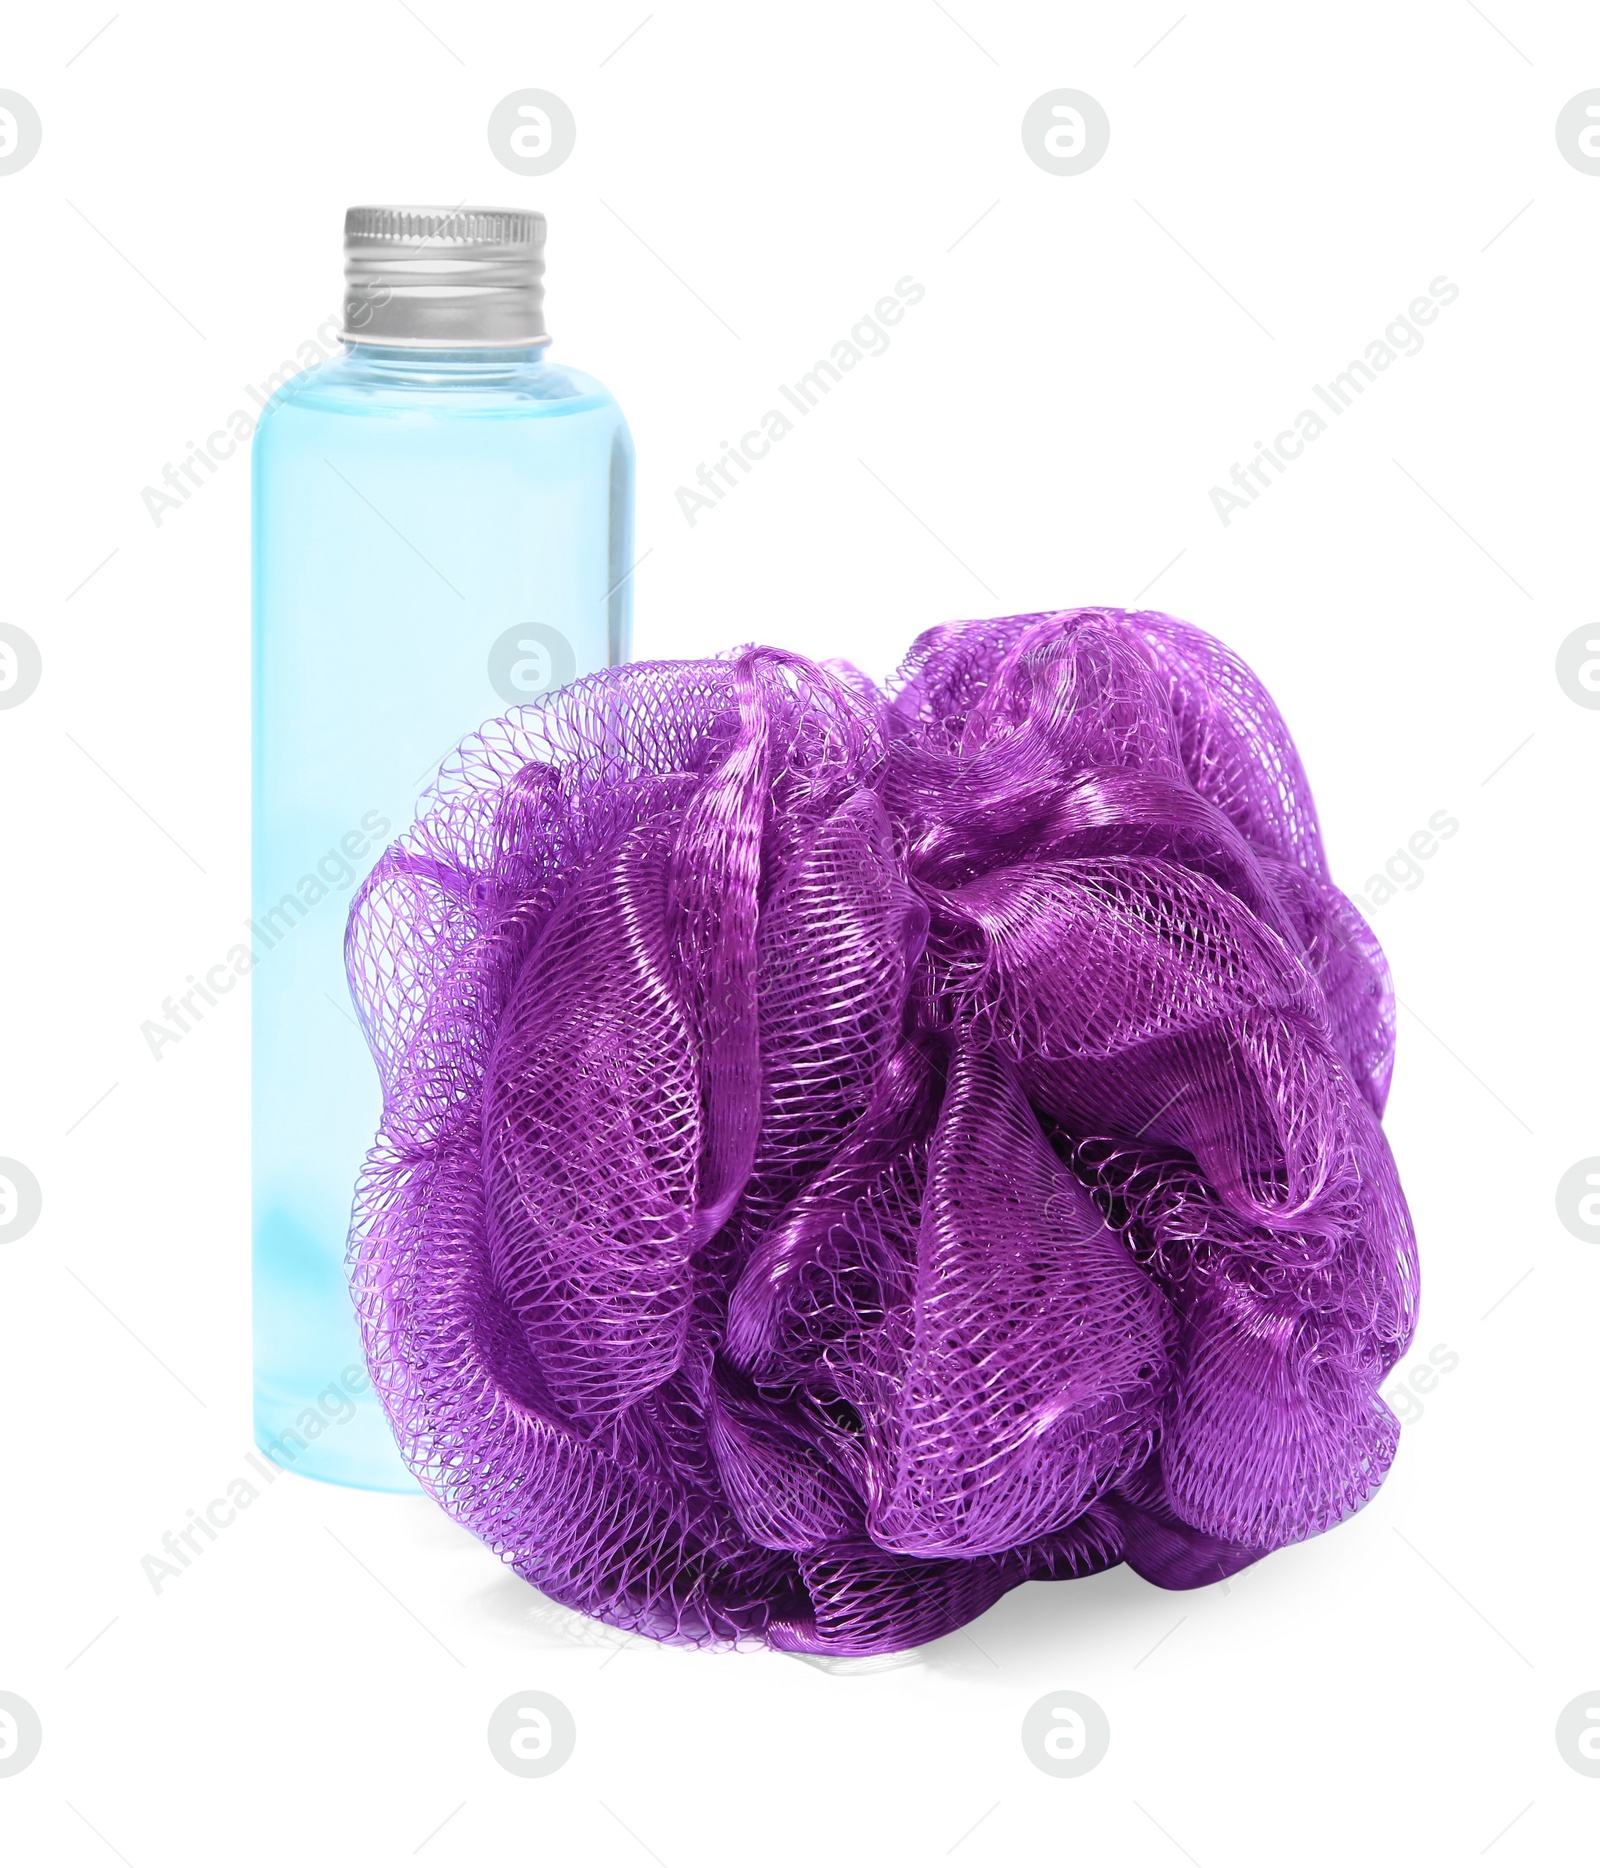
<box><xmin>1</xmin><ymin>1</ymin><xmax>1596</xmax><ymax>1862</ymax></box>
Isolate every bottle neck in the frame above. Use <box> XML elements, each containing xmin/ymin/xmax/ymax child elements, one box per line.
<box><xmin>339</xmin><ymin>340</ymin><xmax>553</xmax><ymax>384</ymax></box>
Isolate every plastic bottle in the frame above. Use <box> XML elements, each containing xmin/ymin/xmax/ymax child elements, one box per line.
<box><xmin>252</xmin><ymin>205</ymin><xmax>633</xmax><ymax>1487</ymax></box>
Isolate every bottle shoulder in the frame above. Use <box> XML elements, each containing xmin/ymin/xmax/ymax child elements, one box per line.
<box><xmin>255</xmin><ymin>350</ymin><xmax>623</xmax><ymax>427</ymax></box>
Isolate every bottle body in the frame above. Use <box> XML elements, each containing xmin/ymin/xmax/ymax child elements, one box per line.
<box><xmin>252</xmin><ymin>343</ymin><xmax>633</xmax><ymax>1487</ymax></box>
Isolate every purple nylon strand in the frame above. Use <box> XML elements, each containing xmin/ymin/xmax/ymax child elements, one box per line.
<box><xmin>345</xmin><ymin>607</ymin><xmax>1418</xmax><ymax>1655</ymax></box>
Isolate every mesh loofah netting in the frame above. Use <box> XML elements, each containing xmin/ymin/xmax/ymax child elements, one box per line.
<box><xmin>345</xmin><ymin>607</ymin><xmax>1418</xmax><ymax>1655</ymax></box>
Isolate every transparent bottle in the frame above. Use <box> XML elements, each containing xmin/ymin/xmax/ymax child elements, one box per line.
<box><xmin>252</xmin><ymin>206</ymin><xmax>633</xmax><ymax>1488</ymax></box>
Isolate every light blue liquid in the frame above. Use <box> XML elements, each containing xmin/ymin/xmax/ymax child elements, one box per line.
<box><xmin>252</xmin><ymin>342</ymin><xmax>633</xmax><ymax>1488</ymax></box>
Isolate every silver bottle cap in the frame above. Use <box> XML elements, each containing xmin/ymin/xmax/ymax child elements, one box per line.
<box><xmin>341</xmin><ymin>205</ymin><xmax>549</xmax><ymax>348</ymax></box>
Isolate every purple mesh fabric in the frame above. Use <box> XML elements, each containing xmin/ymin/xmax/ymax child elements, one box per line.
<box><xmin>345</xmin><ymin>607</ymin><xmax>1418</xmax><ymax>1655</ymax></box>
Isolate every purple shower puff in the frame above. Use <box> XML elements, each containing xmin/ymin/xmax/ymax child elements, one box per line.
<box><xmin>345</xmin><ymin>607</ymin><xmax>1418</xmax><ymax>1655</ymax></box>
